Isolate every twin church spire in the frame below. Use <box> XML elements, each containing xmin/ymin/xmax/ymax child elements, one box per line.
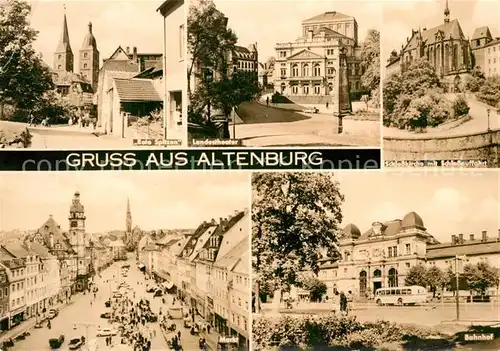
<box><xmin>53</xmin><ymin>5</ymin><xmax>100</xmax><ymax>90</ymax></box>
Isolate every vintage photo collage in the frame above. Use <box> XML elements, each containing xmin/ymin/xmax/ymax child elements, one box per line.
<box><xmin>0</xmin><ymin>0</ymin><xmax>499</xmax><ymax>350</ymax></box>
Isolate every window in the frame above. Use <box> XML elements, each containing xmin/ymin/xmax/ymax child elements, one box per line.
<box><xmin>405</xmin><ymin>262</ymin><xmax>410</xmax><ymax>268</ymax></box>
<box><xmin>313</xmin><ymin>64</ymin><xmax>320</xmax><ymax>76</ymax></box>
<box><xmin>327</xmin><ymin>49</ymin><xmax>334</xmax><ymax>56</ymax></box>
<box><xmin>303</xmin><ymin>85</ymin><xmax>309</xmax><ymax>95</ymax></box>
<box><xmin>280</xmin><ymin>69</ymin><xmax>286</xmax><ymax>77</ymax></box>
<box><xmin>292</xmin><ymin>64</ymin><xmax>299</xmax><ymax>77</ymax></box>
<box><xmin>84</xmin><ymin>52</ymin><xmax>88</xmax><ymax>58</ymax></box>
<box><xmin>388</xmin><ymin>247</ymin><xmax>393</xmax><ymax>257</ymax></box>
<box><xmin>291</xmin><ymin>86</ymin><xmax>298</xmax><ymax>94</ymax></box>
<box><xmin>179</xmin><ymin>24</ymin><xmax>185</xmax><ymax>60</ymax></box>
<box><xmin>303</xmin><ymin>64</ymin><xmax>309</xmax><ymax>77</ymax></box>
<box><xmin>405</xmin><ymin>244</ymin><xmax>411</xmax><ymax>254</ymax></box>
<box><xmin>83</xmin><ymin>63</ymin><xmax>88</xmax><ymax>69</ymax></box>
<box><xmin>314</xmin><ymin>85</ymin><xmax>320</xmax><ymax>94</ymax></box>
<box><xmin>58</xmin><ymin>65</ymin><xmax>62</xmax><ymax>70</ymax></box>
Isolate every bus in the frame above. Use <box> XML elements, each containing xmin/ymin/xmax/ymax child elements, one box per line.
<box><xmin>375</xmin><ymin>286</ymin><xmax>427</xmax><ymax>306</ymax></box>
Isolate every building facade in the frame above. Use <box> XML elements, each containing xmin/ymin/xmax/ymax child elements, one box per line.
<box><xmin>471</xmin><ymin>26</ymin><xmax>500</xmax><ymax>78</ymax></box>
<box><xmin>0</xmin><ymin>250</ymin><xmax>26</xmax><ymax>329</ymax></box>
<box><xmin>274</xmin><ymin>11</ymin><xmax>364</xmax><ymax>101</ymax></box>
<box><xmin>159</xmin><ymin>0</ymin><xmax>186</xmax><ymax>142</ymax></box>
<box><xmin>307</xmin><ymin>212</ymin><xmax>500</xmax><ymax>301</ymax></box>
<box><xmin>0</xmin><ymin>265</ymin><xmax>10</xmax><ymax>331</ymax></box>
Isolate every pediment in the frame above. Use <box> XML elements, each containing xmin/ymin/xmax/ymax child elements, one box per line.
<box><xmin>288</xmin><ymin>49</ymin><xmax>325</xmax><ymax>60</ymax></box>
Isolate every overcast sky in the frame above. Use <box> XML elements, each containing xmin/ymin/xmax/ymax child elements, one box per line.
<box><xmin>382</xmin><ymin>0</ymin><xmax>500</xmax><ymax>61</ymax></box>
<box><xmin>0</xmin><ymin>172</ymin><xmax>250</xmax><ymax>233</ymax></box>
<box><xmin>337</xmin><ymin>171</ymin><xmax>499</xmax><ymax>243</ymax></box>
<box><xmin>29</xmin><ymin>0</ymin><xmax>164</xmax><ymax>69</ymax></box>
<box><xmin>209</xmin><ymin>0</ymin><xmax>381</xmax><ymax>62</ymax></box>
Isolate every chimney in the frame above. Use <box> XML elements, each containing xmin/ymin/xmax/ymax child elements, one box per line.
<box><xmin>458</xmin><ymin>234</ymin><xmax>464</xmax><ymax>244</ymax></box>
<box><xmin>49</xmin><ymin>233</ymin><xmax>54</xmax><ymax>248</ymax></box>
<box><xmin>219</xmin><ymin>217</ymin><xmax>223</xmax><ymax>224</ymax></box>
<box><xmin>133</xmin><ymin>46</ymin><xmax>138</xmax><ymax>63</ymax></box>
<box><xmin>469</xmin><ymin>234</ymin><xmax>474</xmax><ymax>241</ymax></box>
<box><xmin>482</xmin><ymin>230</ymin><xmax>487</xmax><ymax>241</ymax></box>
<box><xmin>451</xmin><ymin>234</ymin><xmax>456</xmax><ymax>245</ymax></box>
<box><xmin>211</xmin><ymin>218</ymin><xmax>216</xmax><ymax>225</ymax></box>
<box><xmin>126</xmin><ymin>46</ymin><xmax>130</xmax><ymax>54</ymax></box>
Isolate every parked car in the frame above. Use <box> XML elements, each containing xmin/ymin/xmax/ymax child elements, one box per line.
<box><xmin>68</xmin><ymin>337</ymin><xmax>85</xmax><ymax>350</ymax></box>
<box><xmin>49</xmin><ymin>335</ymin><xmax>65</xmax><ymax>349</ymax></box>
<box><xmin>96</xmin><ymin>327</ymin><xmax>117</xmax><ymax>337</ymax></box>
<box><xmin>146</xmin><ymin>287</ymin><xmax>155</xmax><ymax>293</ymax></box>
<box><xmin>100</xmin><ymin>312</ymin><xmax>111</xmax><ymax>319</ymax></box>
<box><xmin>154</xmin><ymin>290</ymin><xmax>163</xmax><ymax>297</ymax></box>
<box><xmin>104</xmin><ymin>300</ymin><xmax>111</xmax><ymax>307</ymax></box>
<box><xmin>47</xmin><ymin>309</ymin><xmax>59</xmax><ymax>319</ymax></box>
<box><xmin>302</xmin><ymin>107</ymin><xmax>319</xmax><ymax>114</ymax></box>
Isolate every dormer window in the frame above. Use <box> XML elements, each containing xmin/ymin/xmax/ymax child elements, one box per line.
<box><xmin>372</xmin><ymin>222</ymin><xmax>383</xmax><ymax>236</ymax></box>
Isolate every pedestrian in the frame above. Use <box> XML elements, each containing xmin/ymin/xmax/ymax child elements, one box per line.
<box><xmin>266</xmin><ymin>96</ymin><xmax>269</xmax><ymax>106</ymax></box>
<box><xmin>177</xmin><ymin>330</ymin><xmax>181</xmax><ymax>339</ymax></box>
<box><xmin>326</xmin><ymin>101</ymin><xmax>329</xmax><ymax>109</ymax></box>
<box><xmin>340</xmin><ymin>291</ymin><xmax>348</xmax><ymax>316</ymax></box>
<box><xmin>207</xmin><ymin>324</ymin><xmax>211</xmax><ymax>333</ymax></box>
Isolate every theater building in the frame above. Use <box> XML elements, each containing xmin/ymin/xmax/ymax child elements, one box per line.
<box><xmin>274</xmin><ymin>11</ymin><xmax>364</xmax><ymax>100</ymax></box>
<box><xmin>314</xmin><ymin>211</ymin><xmax>500</xmax><ymax>300</ymax></box>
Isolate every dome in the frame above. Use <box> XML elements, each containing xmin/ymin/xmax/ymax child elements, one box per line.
<box><xmin>342</xmin><ymin>223</ymin><xmax>361</xmax><ymax>239</ymax></box>
<box><xmin>81</xmin><ymin>22</ymin><xmax>97</xmax><ymax>48</ymax></box>
<box><xmin>401</xmin><ymin>211</ymin><xmax>425</xmax><ymax>229</ymax></box>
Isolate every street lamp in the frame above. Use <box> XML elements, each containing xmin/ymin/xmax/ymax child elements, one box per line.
<box><xmin>487</xmin><ymin>108</ymin><xmax>491</xmax><ymax>132</ymax></box>
<box><xmin>454</xmin><ymin>255</ymin><xmax>468</xmax><ymax>321</ymax></box>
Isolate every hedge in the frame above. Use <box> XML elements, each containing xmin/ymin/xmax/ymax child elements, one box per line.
<box><xmin>252</xmin><ymin>314</ymin><xmax>436</xmax><ymax>350</ymax></box>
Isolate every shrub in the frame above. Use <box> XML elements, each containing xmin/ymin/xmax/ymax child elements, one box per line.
<box><xmin>452</xmin><ymin>95</ymin><xmax>470</xmax><ymax>117</ymax></box>
<box><xmin>252</xmin><ymin>315</ymin><xmax>434</xmax><ymax>350</ymax></box>
<box><xmin>476</xmin><ymin>76</ymin><xmax>500</xmax><ymax>107</ymax></box>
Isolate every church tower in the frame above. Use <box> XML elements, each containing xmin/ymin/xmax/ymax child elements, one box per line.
<box><xmin>79</xmin><ymin>22</ymin><xmax>100</xmax><ymax>91</ymax></box>
<box><xmin>68</xmin><ymin>191</ymin><xmax>87</xmax><ymax>275</ymax></box>
<box><xmin>54</xmin><ymin>8</ymin><xmax>74</xmax><ymax>73</ymax></box>
<box><xmin>126</xmin><ymin>198</ymin><xmax>132</xmax><ymax>244</ymax></box>
<box><xmin>444</xmin><ymin>0</ymin><xmax>450</xmax><ymax>23</ymax></box>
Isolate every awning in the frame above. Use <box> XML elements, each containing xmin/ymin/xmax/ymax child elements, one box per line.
<box><xmin>163</xmin><ymin>281</ymin><xmax>174</xmax><ymax>290</ymax></box>
<box><xmin>153</xmin><ymin>270</ymin><xmax>170</xmax><ymax>281</ymax></box>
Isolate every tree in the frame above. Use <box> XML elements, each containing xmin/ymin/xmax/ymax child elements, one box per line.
<box><xmin>360</xmin><ymin>29</ymin><xmax>380</xmax><ymax>94</ymax></box>
<box><xmin>383</xmin><ymin>59</ymin><xmax>442</xmax><ymax>128</ymax></box>
<box><xmin>0</xmin><ymin>0</ymin><xmax>54</xmax><ymax>118</ymax></box>
<box><xmin>301</xmin><ymin>276</ymin><xmax>327</xmax><ymax>302</ymax></box>
<box><xmin>265</xmin><ymin>56</ymin><xmax>276</xmax><ymax>69</ymax></box>
<box><xmin>465</xmin><ymin>67</ymin><xmax>486</xmax><ymax>92</ymax></box>
<box><xmin>476</xmin><ymin>76</ymin><xmax>500</xmax><ymax>107</ymax></box>
<box><xmin>404</xmin><ymin>264</ymin><xmax>427</xmax><ymax>287</ymax></box>
<box><xmin>252</xmin><ymin>173</ymin><xmax>344</xmax><ymax>312</ymax></box>
<box><xmin>464</xmin><ymin>262</ymin><xmax>499</xmax><ymax>296</ymax></box>
<box><xmin>210</xmin><ymin>70</ymin><xmax>261</xmax><ymax>116</ymax></box>
<box><xmin>426</xmin><ymin>266</ymin><xmax>447</xmax><ymax>298</ymax></box>
<box><xmin>187</xmin><ymin>0</ymin><xmax>237</xmax><ymax>100</ymax></box>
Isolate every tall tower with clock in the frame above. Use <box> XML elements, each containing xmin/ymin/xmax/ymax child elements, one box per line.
<box><xmin>68</xmin><ymin>191</ymin><xmax>87</xmax><ymax>276</ymax></box>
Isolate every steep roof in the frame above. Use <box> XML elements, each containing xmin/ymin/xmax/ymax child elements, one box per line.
<box><xmin>188</xmin><ymin>226</ymin><xmax>217</xmax><ymax>262</ymax></box>
<box><xmin>56</xmin><ymin>13</ymin><xmax>72</xmax><ymax>54</ymax></box>
<box><xmin>303</xmin><ymin>11</ymin><xmax>353</xmax><ymax>24</ymax></box>
<box><xmin>403</xmin><ymin>19</ymin><xmax>466</xmax><ymax>52</ymax></box>
<box><xmin>471</xmin><ymin>26</ymin><xmax>492</xmax><ymax>40</ymax></box>
<box><xmin>427</xmin><ymin>239</ymin><xmax>500</xmax><ymax>259</ymax></box>
<box><xmin>27</xmin><ymin>241</ymin><xmax>53</xmax><ymax>258</ymax></box>
<box><xmin>81</xmin><ymin>22</ymin><xmax>98</xmax><ymax>49</ymax></box>
<box><xmin>1</xmin><ymin>242</ymin><xmax>30</xmax><ymax>259</ymax></box>
<box><xmin>113</xmin><ymin>78</ymin><xmax>162</xmax><ymax>102</ymax></box>
<box><xmin>102</xmin><ymin>60</ymin><xmax>139</xmax><ymax>73</ymax></box>
<box><xmin>214</xmin><ymin>236</ymin><xmax>249</xmax><ymax>270</ymax></box>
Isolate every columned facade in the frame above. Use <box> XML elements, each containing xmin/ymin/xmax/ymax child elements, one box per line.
<box><xmin>274</xmin><ymin>11</ymin><xmax>364</xmax><ymax>103</ymax></box>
